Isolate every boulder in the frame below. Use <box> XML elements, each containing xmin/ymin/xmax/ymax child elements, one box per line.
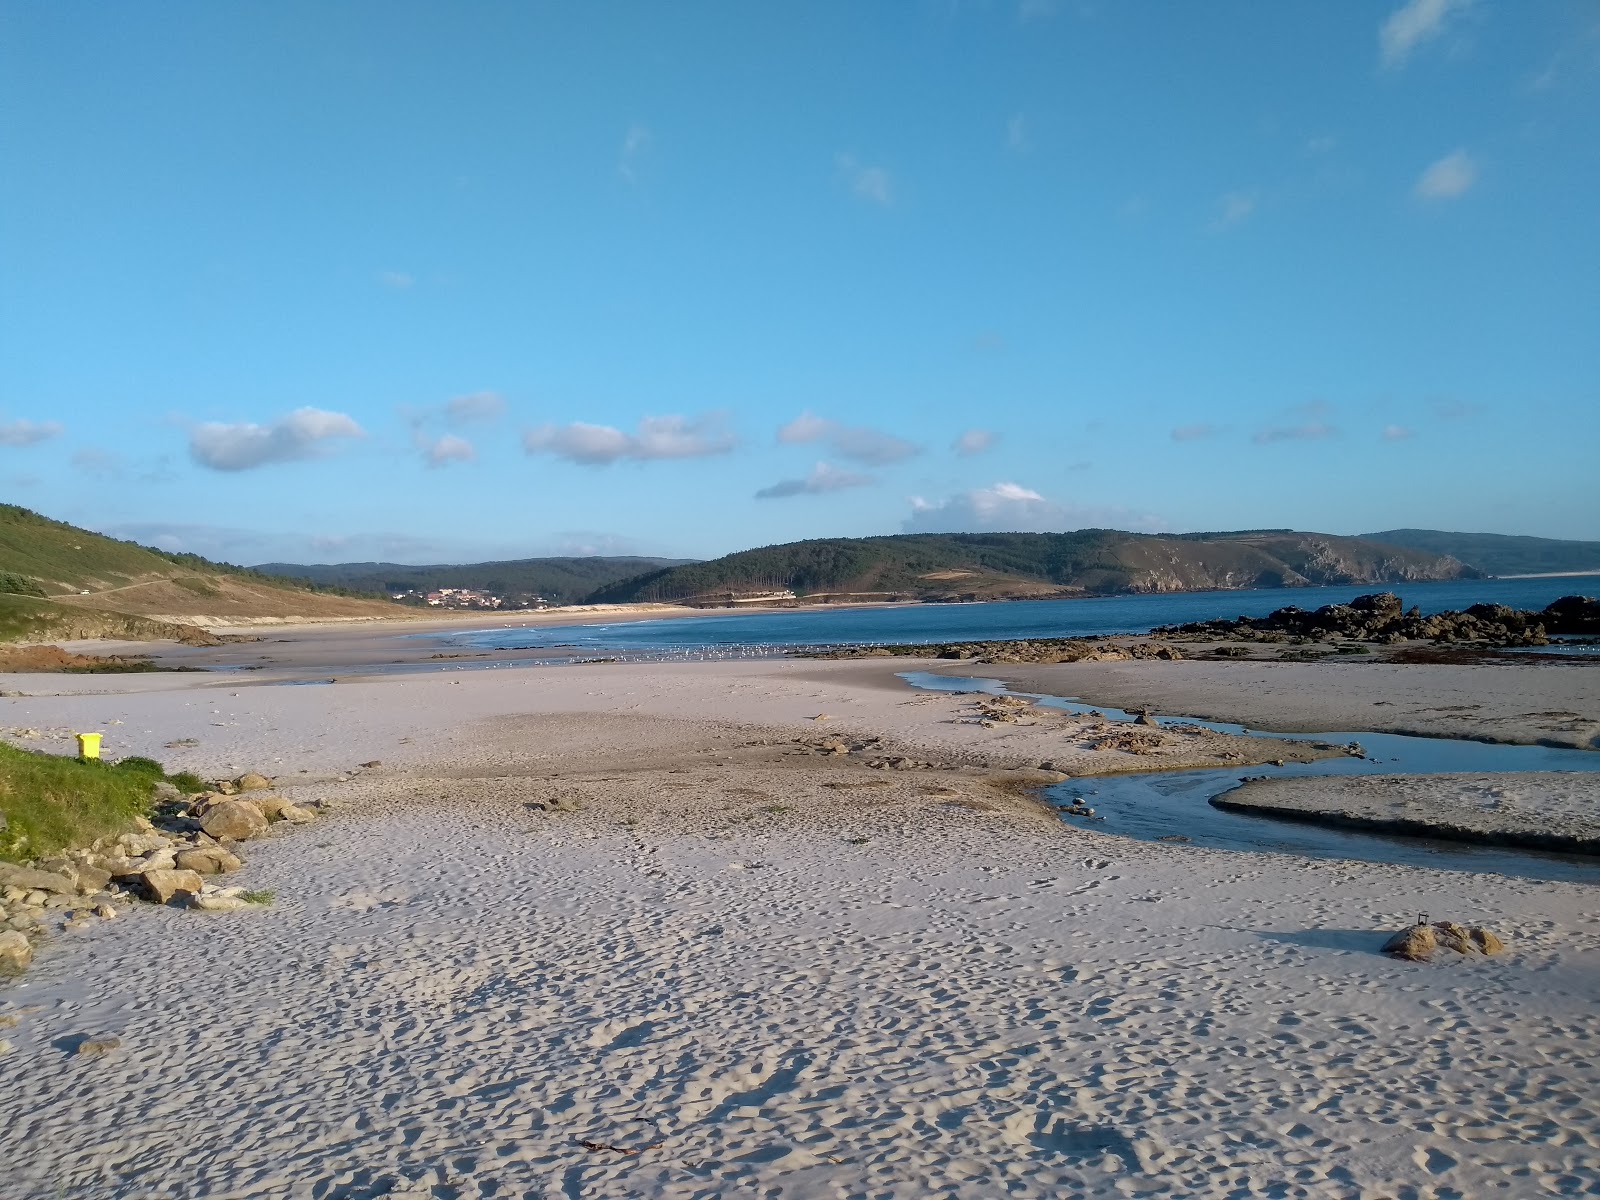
<box><xmin>174</xmin><ymin>846</ymin><xmax>242</xmax><ymax>875</ymax></box>
<box><xmin>73</xmin><ymin>865</ymin><xmax>112</xmax><ymax>895</ymax></box>
<box><xmin>74</xmin><ymin>1034</ymin><xmax>121</xmax><ymax>1057</ymax></box>
<box><xmin>117</xmin><ymin>832</ymin><xmax>172</xmax><ymax>856</ymax></box>
<box><xmin>235</xmin><ymin>772</ymin><xmax>273</xmax><ymax>792</ymax></box>
<box><xmin>188</xmin><ymin>893</ymin><xmax>249</xmax><ymax>912</ymax></box>
<box><xmin>1381</xmin><ymin>923</ymin><xmax>1437</xmax><ymax>961</ymax></box>
<box><xmin>0</xmin><ymin>863</ymin><xmax>77</xmax><ymax>896</ymax></box>
<box><xmin>199</xmin><ymin>799</ymin><xmax>268</xmax><ymax>842</ymax></box>
<box><xmin>1382</xmin><ymin>920</ymin><xmax>1506</xmax><ymax>961</ymax></box>
<box><xmin>0</xmin><ymin>929</ymin><xmax>32</xmax><ymax>971</ymax></box>
<box><xmin>139</xmin><ymin>868</ymin><xmax>204</xmax><ymax>905</ymax></box>
<box><xmin>252</xmin><ymin>795</ymin><xmax>315</xmax><ymax>822</ymax></box>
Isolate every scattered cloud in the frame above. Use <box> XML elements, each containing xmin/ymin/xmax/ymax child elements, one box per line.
<box><xmin>1209</xmin><ymin>190</ymin><xmax>1259</xmax><ymax>232</ymax></box>
<box><xmin>904</xmin><ymin>482</ymin><xmax>1164</xmax><ymax>534</ymax></box>
<box><xmin>1380</xmin><ymin>0</ymin><xmax>1473</xmax><ymax>69</ymax></box>
<box><xmin>971</xmin><ymin>331</ymin><xmax>1007</xmax><ymax>353</ymax></box>
<box><xmin>1433</xmin><ymin>398</ymin><xmax>1483</xmax><ymax>421</ymax></box>
<box><xmin>1018</xmin><ymin>0</ymin><xmax>1058</xmax><ymax>23</ymax></box>
<box><xmin>1006</xmin><ymin>112</ymin><xmax>1030</xmax><ymax>153</ymax></box>
<box><xmin>953</xmin><ymin>429</ymin><xmax>998</xmax><ymax>456</ymax></box>
<box><xmin>0</xmin><ymin>418</ymin><xmax>63</xmax><ymax>447</ymax></box>
<box><xmin>1414</xmin><ymin>149</ymin><xmax>1477</xmax><ymax>199</ymax></box>
<box><xmin>1304</xmin><ymin>135</ymin><xmax>1338</xmax><ymax>155</ymax></box>
<box><xmin>1170</xmin><ymin>423</ymin><xmax>1218</xmax><ymax>443</ymax></box>
<box><xmin>1382</xmin><ymin>425</ymin><xmax>1415</xmax><ymax>441</ymax></box>
<box><xmin>755</xmin><ymin>461</ymin><xmax>876</xmax><ymax>500</ymax></box>
<box><xmin>72</xmin><ymin>448</ymin><xmax>123</xmax><ymax>478</ymax></box>
<box><xmin>777</xmin><ymin>412</ymin><xmax>918</xmax><ymax>466</ymax></box>
<box><xmin>378</xmin><ymin>270</ymin><xmax>414</xmax><ymax>290</ymax></box>
<box><xmin>417</xmin><ymin>432</ymin><xmax>475</xmax><ymax>467</ymax></box>
<box><xmin>523</xmin><ymin>413</ymin><xmax>735</xmax><ymax>466</ymax></box>
<box><xmin>618</xmin><ymin>123</ymin><xmax>651</xmax><ymax>185</ymax></box>
<box><xmin>99</xmin><ymin>521</ymin><xmax>661</xmax><ymax>567</ymax></box>
<box><xmin>1252</xmin><ymin>422</ymin><xmax>1336</xmax><ymax>445</ymax></box>
<box><xmin>445</xmin><ymin>391</ymin><xmax>505</xmax><ymax>425</ymax></box>
<box><xmin>837</xmin><ymin>154</ymin><xmax>893</xmax><ymax>206</ymax></box>
<box><xmin>189</xmin><ymin>407</ymin><xmax>364</xmax><ymax>471</ymax></box>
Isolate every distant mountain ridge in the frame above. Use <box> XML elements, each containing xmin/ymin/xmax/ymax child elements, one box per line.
<box><xmin>254</xmin><ymin>556</ymin><xmax>695</xmax><ymax>607</ymax></box>
<box><xmin>585</xmin><ymin>530</ymin><xmax>1479</xmax><ymax>606</ymax></box>
<box><xmin>1364</xmin><ymin>530</ymin><xmax>1600</xmax><ymax>578</ymax></box>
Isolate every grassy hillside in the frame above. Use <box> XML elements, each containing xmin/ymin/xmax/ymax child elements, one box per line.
<box><xmin>254</xmin><ymin>556</ymin><xmax>694</xmax><ymax>606</ymax></box>
<box><xmin>586</xmin><ymin>530</ymin><xmax>1476</xmax><ymax>605</ymax></box>
<box><xmin>0</xmin><ymin>744</ymin><xmax>197</xmax><ymax>862</ymax></box>
<box><xmin>0</xmin><ymin>505</ymin><xmax>402</xmax><ymax>628</ymax></box>
<box><xmin>1366</xmin><ymin>529</ymin><xmax>1600</xmax><ymax>577</ymax></box>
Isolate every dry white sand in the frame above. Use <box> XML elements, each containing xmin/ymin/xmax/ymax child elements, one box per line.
<box><xmin>0</xmin><ymin>658</ymin><xmax>1597</xmax><ymax>1198</ymax></box>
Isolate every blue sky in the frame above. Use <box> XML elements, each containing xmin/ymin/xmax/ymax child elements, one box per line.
<box><xmin>2</xmin><ymin>0</ymin><xmax>1597</xmax><ymax>564</ymax></box>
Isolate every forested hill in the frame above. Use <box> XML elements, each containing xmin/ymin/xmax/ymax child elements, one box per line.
<box><xmin>1364</xmin><ymin>530</ymin><xmax>1600</xmax><ymax>578</ymax></box>
<box><xmin>584</xmin><ymin>530</ymin><xmax>1477</xmax><ymax>606</ymax></box>
<box><xmin>255</xmin><ymin>556</ymin><xmax>694</xmax><ymax>606</ymax></box>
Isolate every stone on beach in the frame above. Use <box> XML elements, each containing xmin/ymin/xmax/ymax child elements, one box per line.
<box><xmin>174</xmin><ymin>846</ymin><xmax>243</xmax><ymax>875</ymax></box>
<box><xmin>139</xmin><ymin>868</ymin><xmax>205</xmax><ymax>905</ymax></box>
<box><xmin>0</xmin><ymin>929</ymin><xmax>33</xmax><ymax>971</ymax></box>
<box><xmin>235</xmin><ymin>772</ymin><xmax>273</xmax><ymax>792</ymax></box>
<box><xmin>0</xmin><ymin>863</ymin><xmax>78</xmax><ymax>896</ymax></box>
<box><xmin>1382</xmin><ymin>920</ymin><xmax>1506</xmax><ymax>962</ymax></box>
<box><xmin>199</xmin><ymin>799</ymin><xmax>269</xmax><ymax>841</ymax></box>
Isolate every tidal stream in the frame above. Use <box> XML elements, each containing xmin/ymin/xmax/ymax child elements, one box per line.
<box><xmin>901</xmin><ymin>671</ymin><xmax>1600</xmax><ymax>884</ymax></box>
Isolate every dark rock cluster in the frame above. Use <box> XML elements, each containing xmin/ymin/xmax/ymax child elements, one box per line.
<box><xmin>1156</xmin><ymin>592</ymin><xmax>1599</xmax><ymax>647</ymax></box>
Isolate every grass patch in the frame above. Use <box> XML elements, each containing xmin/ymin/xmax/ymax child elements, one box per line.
<box><xmin>0</xmin><ymin>743</ymin><xmax>159</xmax><ymax>862</ymax></box>
<box><xmin>240</xmin><ymin>889</ymin><xmax>275</xmax><ymax>905</ymax></box>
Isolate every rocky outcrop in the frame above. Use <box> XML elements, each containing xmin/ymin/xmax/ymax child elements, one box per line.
<box><xmin>1</xmin><ymin>769</ymin><xmax>318</xmax><ymax>978</ymax></box>
<box><xmin>811</xmin><ymin>639</ymin><xmax>1184</xmax><ymax>665</ymax></box>
<box><xmin>1382</xmin><ymin>919</ymin><xmax>1505</xmax><ymax>962</ymax></box>
<box><xmin>1157</xmin><ymin>592</ymin><xmax>1600</xmax><ymax>648</ymax></box>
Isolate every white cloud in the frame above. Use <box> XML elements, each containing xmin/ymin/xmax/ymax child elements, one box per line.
<box><xmin>445</xmin><ymin>391</ymin><xmax>505</xmax><ymax>425</ymax></box>
<box><xmin>619</xmin><ymin>124</ymin><xmax>651</xmax><ymax>184</ymax></box>
<box><xmin>1170</xmin><ymin>423</ymin><xmax>1217</xmax><ymax>442</ymax></box>
<box><xmin>523</xmin><ymin>413</ymin><xmax>735</xmax><ymax>466</ymax></box>
<box><xmin>1414</xmin><ymin>149</ymin><xmax>1478</xmax><ymax>200</ymax></box>
<box><xmin>1018</xmin><ymin>0</ymin><xmax>1058</xmax><ymax>22</ymax></box>
<box><xmin>1006</xmin><ymin>112</ymin><xmax>1030</xmax><ymax>153</ymax></box>
<box><xmin>777</xmin><ymin>411</ymin><xmax>918</xmax><ymax>466</ymax></box>
<box><xmin>189</xmin><ymin>407</ymin><xmax>364</xmax><ymax>471</ymax></box>
<box><xmin>72</xmin><ymin>448</ymin><xmax>122</xmax><ymax>477</ymax></box>
<box><xmin>1252</xmin><ymin>422</ymin><xmax>1336</xmax><ymax>445</ymax></box>
<box><xmin>904</xmin><ymin>482</ymin><xmax>1165</xmax><ymax>535</ymax></box>
<box><xmin>0</xmin><ymin>418</ymin><xmax>63</xmax><ymax>447</ymax></box>
<box><xmin>1210</xmin><ymin>190</ymin><xmax>1259</xmax><ymax>232</ymax></box>
<box><xmin>755</xmin><ymin>461</ymin><xmax>876</xmax><ymax>500</ymax></box>
<box><xmin>837</xmin><ymin>154</ymin><xmax>893</xmax><ymax>206</ymax></box>
<box><xmin>418</xmin><ymin>433</ymin><xmax>475</xmax><ymax>467</ymax></box>
<box><xmin>378</xmin><ymin>270</ymin><xmax>414</xmax><ymax>289</ymax></box>
<box><xmin>1382</xmin><ymin>425</ymin><xmax>1415</xmax><ymax>441</ymax></box>
<box><xmin>1380</xmin><ymin>0</ymin><xmax>1473</xmax><ymax>68</ymax></box>
<box><xmin>954</xmin><ymin>429</ymin><xmax>997</xmax><ymax>456</ymax></box>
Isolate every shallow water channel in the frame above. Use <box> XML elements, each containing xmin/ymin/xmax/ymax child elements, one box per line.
<box><xmin>901</xmin><ymin>671</ymin><xmax>1600</xmax><ymax>884</ymax></box>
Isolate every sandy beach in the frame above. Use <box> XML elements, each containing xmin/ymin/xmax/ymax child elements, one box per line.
<box><xmin>1</xmin><ymin>643</ymin><xmax>1598</xmax><ymax>1198</ymax></box>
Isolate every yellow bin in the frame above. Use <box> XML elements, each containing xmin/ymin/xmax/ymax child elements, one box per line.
<box><xmin>76</xmin><ymin>732</ymin><xmax>103</xmax><ymax>760</ymax></box>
